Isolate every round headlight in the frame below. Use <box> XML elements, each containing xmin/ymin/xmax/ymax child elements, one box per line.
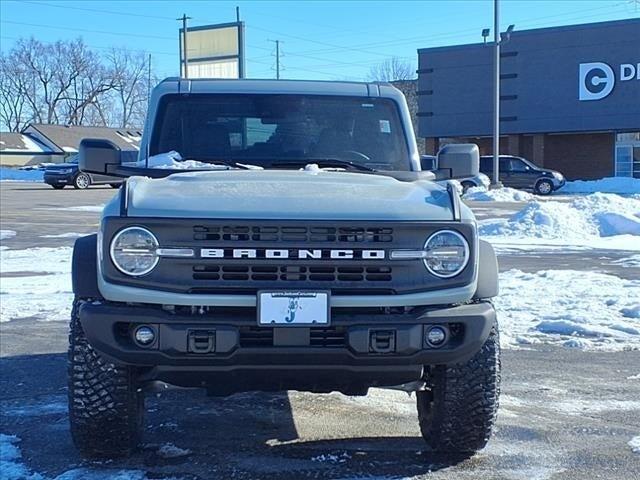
<box><xmin>110</xmin><ymin>226</ymin><xmax>159</xmax><ymax>276</ymax></box>
<box><xmin>423</xmin><ymin>230</ymin><xmax>470</xmax><ymax>278</ymax></box>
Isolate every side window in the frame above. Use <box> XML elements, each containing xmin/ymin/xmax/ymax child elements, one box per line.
<box><xmin>499</xmin><ymin>159</ymin><xmax>510</xmax><ymax>172</ymax></box>
<box><xmin>510</xmin><ymin>159</ymin><xmax>529</xmax><ymax>172</ymax></box>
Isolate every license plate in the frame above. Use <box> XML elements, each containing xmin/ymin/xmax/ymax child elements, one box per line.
<box><xmin>258</xmin><ymin>291</ymin><xmax>330</xmax><ymax>326</ymax></box>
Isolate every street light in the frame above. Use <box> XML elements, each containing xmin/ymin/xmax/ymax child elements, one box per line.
<box><xmin>490</xmin><ymin>0</ymin><xmax>515</xmax><ymax>189</ymax></box>
<box><xmin>482</xmin><ymin>28</ymin><xmax>491</xmax><ymax>44</ymax></box>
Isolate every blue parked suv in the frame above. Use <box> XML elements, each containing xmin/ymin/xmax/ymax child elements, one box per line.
<box><xmin>479</xmin><ymin>155</ymin><xmax>565</xmax><ymax>195</ymax></box>
<box><xmin>44</xmin><ymin>153</ymin><xmax>133</xmax><ymax>189</ymax></box>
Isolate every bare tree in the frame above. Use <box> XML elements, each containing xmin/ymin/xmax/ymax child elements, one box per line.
<box><xmin>0</xmin><ymin>54</ymin><xmax>31</xmax><ymax>131</ymax></box>
<box><xmin>107</xmin><ymin>49</ymin><xmax>153</xmax><ymax>128</ymax></box>
<box><xmin>367</xmin><ymin>57</ymin><xmax>416</xmax><ymax>82</ymax></box>
<box><xmin>0</xmin><ymin>37</ymin><xmax>155</xmax><ymax>131</ymax></box>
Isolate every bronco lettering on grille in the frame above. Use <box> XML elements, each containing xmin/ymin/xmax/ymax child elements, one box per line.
<box><xmin>200</xmin><ymin>248</ymin><xmax>386</xmax><ymax>260</ymax></box>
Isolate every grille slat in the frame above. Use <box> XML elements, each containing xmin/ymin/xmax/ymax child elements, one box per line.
<box><xmin>192</xmin><ymin>265</ymin><xmax>393</xmax><ymax>283</ymax></box>
<box><xmin>193</xmin><ymin>225</ymin><xmax>394</xmax><ymax>243</ymax></box>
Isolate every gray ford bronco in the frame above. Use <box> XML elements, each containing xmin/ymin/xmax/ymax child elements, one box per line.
<box><xmin>70</xmin><ymin>78</ymin><xmax>500</xmax><ymax>458</ymax></box>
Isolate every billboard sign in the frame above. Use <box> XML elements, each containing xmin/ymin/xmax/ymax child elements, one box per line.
<box><xmin>179</xmin><ymin>22</ymin><xmax>245</xmax><ymax>79</ymax></box>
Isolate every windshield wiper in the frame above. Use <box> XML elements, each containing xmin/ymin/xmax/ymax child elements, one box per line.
<box><xmin>274</xmin><ymin>158</ymin><xmax>377</xmax><ymax>172</ymax></box>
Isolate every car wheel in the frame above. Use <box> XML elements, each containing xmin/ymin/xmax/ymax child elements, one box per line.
<box><xmin>534</xmin><ymin>179</ymin><xmax>553</xmax><ymax>195</ymax></box>
<box><xmin>52</xmin><ymin>185</ymin><xmax>65</xmax><ymax>190</ymax></box>
<box><xmin>68</xmin><ymin>299</ymin><xmax>144</xmax><ymax>457</ymax></box>
<box><xmin>416</xmin><ymin>324</ymin><xmax>501</xmax><ymax>454</ymax></box>
<box><xmin>460</xmin><ymin>181</ymin><xmax>476</xmax><ymax>193</ymax></box>
<box><xmin>109</xmin><ymin>183</ymin><xmax>121</xmax><ymax>189</ymax></box>
<box><xmin>73</xmin><ymin>173</ymin><xmax>91</xmax><ymax>190</ymax></box>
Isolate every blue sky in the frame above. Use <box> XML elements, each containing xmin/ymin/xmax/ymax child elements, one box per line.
<box><xmin>1</xmin><ymin>0</ymin><xmax>638</xmax><ymax>80</ymax></box>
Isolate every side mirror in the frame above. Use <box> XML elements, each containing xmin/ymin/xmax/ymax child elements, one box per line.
<box><xmin>437</xmin><ymin>143</ymin><xmax>480</xmax><ymax>179</ymax></box>
<box><xmin>420</xmin><ymin>155</ymin><xmax>436</xmax><ymax>171</ymax></box>
<box><xmin>79</xmin><ymin>139</ymin><xmax>122</xmax><ymax>175</ymax></box>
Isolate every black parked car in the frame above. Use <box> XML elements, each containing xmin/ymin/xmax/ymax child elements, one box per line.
<box><xmin>43</xmin><ymin>153</ymin><xmax>129</xmax><ymax>190</ymax></box>
<box><xmin>479</xmin><ymin>155</ymin><xmax>565</xmax><ymax>195</ymax></box>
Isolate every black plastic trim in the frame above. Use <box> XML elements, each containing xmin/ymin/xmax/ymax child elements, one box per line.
<box><xmin>72</xmin><ymin>235</ymin><xmax>100</xmax><ymax>298</ymax></box>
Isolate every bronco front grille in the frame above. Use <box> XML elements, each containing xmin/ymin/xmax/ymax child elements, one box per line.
<box><xmin>192</xmin><ymin>265</ymin><xmax>393</xmax><ymax>282</ymax></box>
<box><xmin>193</xmin><ymin>225</ymin><xmax>394</xmax><ymax>243</ymax></box>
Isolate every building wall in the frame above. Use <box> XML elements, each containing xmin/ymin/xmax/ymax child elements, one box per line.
<box><xmin>446</xmin><ymin>133</ymin><xmax>614</xmax><ymax>180</ymax></box>
<box><xmin>544</xmin><ymin>133</ymin><xmax>614</xmax><ymax>180</ymax></box>
<box><xmin>417</xmin><ymin>19</ymin><xmax>640</xmax><ymax>138</ymax></box>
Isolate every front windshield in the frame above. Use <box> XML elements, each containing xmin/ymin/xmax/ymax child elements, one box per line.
<box><xmin>148</xmin><ymin>94</ymin><xmax>411</xmax><ymax>171</ymax></box>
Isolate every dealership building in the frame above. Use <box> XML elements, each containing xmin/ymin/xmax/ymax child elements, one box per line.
<box><xmin>417</xmin><ymin>19</ymin><xmax>639</xmax><ymax>179</ymax></box>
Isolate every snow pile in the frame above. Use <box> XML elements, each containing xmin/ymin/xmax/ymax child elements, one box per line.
<box><xmin>496</xmin><ymin>269</ymin><xmax>640</xmax><ymax>351</ymax></box>
<box><xmin>0</xmin><ymin>247</ymin><xmax>73</xmax><ymax>322</ymax></box>
<box><xmin>157</xmin><ymin>443</ymin><xmax>191</xmax><ymax>458</ymax></box>
<box><xmin>0</xmin><ymin>167</ymin><xmax>44</xmax><ymax>182</ymax></box>
<box><xmin>480</xmin><ymin>193</ymin><xmax>640</xmax><ymax>251</ymax></box>
<box><xmin>560</xmin><ymin>177</ymin><xmax>640</xmax><ymax>194</ymax></box>
<box><xmin>1</xmin><ymin>230</ymin><xmax>16</xmax><ymax>240</ymax></box>
<box><xmin>464</xmin><ymin>186</ymin><xmax>533</xmax><ymax>202</ymax></box>
<box><xmin>629</xmin><ymin>436</ymin><xmax>640</xmax><ymax>454</ymax></box>
<box><xmin>141</xmin><ymin>151</ymin><xmax>227</xmax><ymax>170</ymax></box>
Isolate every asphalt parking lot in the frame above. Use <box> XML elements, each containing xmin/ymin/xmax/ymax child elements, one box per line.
<box><xmin>1</xmin><ymin>181</ymin><xmax>639</xmax><ymax>480</ymax></box>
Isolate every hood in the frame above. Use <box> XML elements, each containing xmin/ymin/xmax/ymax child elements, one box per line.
<box><xmin>123</xmin><ymin>170</ymin><xmax>457</xmax><ymax>221</ymax></box>
<box><xmin>45</xmin><ymin>162</ymin><xmax>78</xmax><ymax>170</ymax></box>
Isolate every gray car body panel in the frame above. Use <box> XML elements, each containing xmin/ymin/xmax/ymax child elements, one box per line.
<box><xmin>124</xmin><ymin>170</ymin><xmax>462</xmax><ymax>221</ymax></box>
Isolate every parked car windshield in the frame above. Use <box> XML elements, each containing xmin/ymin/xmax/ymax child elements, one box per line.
<box><xmin>147</xmin><ymin>94</ymin><xmax>411</xmax><ymax>171</ymax></box>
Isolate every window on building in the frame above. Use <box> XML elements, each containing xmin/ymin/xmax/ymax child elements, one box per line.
<box><xmin>615</xmin><ymin>132</ymin><xmax>640</xmax><ymax>178</ymax></box>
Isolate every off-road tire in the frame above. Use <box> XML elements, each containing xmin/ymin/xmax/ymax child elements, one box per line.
<box><xmin>68</xmin><ymin>299</ymin><xmax>144</xmax><ymax>457</ymax></box>
<box><xmin>73</xmin><ymin>172</ymin><xmax>91</xmax><ymax>189</ymax></box>
<box><xmin>417</xmin><ymin>324</ymin><xmax>500</xmax><ymax>454</ymax></box>
<box><xmin>534</xmin><ymin>179</ymin><xmax>553</xmax><ymax>195</ymax></box>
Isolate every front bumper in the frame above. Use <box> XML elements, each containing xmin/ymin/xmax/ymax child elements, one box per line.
<box><xmin>551</xmin><ymin>177</ymin><xmax>566</xmax><ymax>189</ymax></box>
<box><xmin>79</xmin><ymin>300</ymin><xmax>496</xmax><ymax>394</ymax></box>
<box><xmin>43</xmin><ymin>172</ymin><xmax>73</xmax><ymax>185</ymax></box>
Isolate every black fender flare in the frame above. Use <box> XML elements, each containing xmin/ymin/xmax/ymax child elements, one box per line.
<box><xmin>72</xmin><ymin>234</ymin><xmax>101</xmax><ymax>298</ymax></box>
<box><xmin>474</xmin><ymin>240</ymin><xmax>499</xmax><ymax>299</ymax></box>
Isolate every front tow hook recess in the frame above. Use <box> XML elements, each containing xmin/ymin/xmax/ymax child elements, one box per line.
<box><xmin>369</xmin><ymin>329</ymin><xmax>396</xmax><ymax>354</ymax></box>
<box><xmin>188</xmin><ymin>330</ymin><xmax>216</xmax><ymax>354</ymax></box>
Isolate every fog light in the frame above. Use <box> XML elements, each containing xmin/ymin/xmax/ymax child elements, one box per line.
<box><xmin>134</xmin><ymin>326</ymin><xmax>155</xmax><ymax>346</ymax></box>
<box><xmin>426</xmin><ymin>326</ymin><xmax>447</xmax><ymax>347</ymax></box>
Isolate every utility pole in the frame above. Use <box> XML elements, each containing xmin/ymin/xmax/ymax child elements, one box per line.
<box><xmin>491</xmin><ymin>0</ymin><xmax>501</xmax><ymax>188</ymax></box>
<box><xmin>268</xmin><ymin>39</ymin><xmax>281</xmax><ymax>79</ymax></box>
<box><xmin>177</xmin><ymin>13</ymin><xmax>192</xmax><ymax>78</ymax></box>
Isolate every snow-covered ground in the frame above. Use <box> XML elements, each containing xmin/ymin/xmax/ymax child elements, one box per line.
<box><xmin>463</xmin><ymin>186</ymin><xmax>533</xmax><ymax>202</ymax></box>
<box><xmin>0</xmin><ymin>167</ymin><xmax>44</xmax><ymax>182</ymax></box>
<box><xmin>1</xmin><ymin>229</ymin><xmax>17</xmax><ymax>240</ymax></box>
<box><xmin>559</xmin><ymin>176</ymin><xmax>640</xmax><ymax>194</ymax></box>
<box><xmin>0</xmin><ymin>247</ymin><xmax>73</xmax><ymax>322</ymax></box>
<box><xmin>479</xmin><ymin>193</ymin><xmax>640</xmax><ymax>251</ymax></box>
<box><xmin>42</xmin><ymin>205</ymin><xmax>105</xmax><ymax>213</ymax></box>
<box><xmin>496</xmin><ymin>269</ymin><xmax>640</xmax><ymax>351</ymax></box>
